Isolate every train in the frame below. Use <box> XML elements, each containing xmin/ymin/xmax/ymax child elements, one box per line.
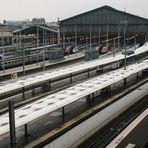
<box><xmin>0</xmin><ymin>46</ymin><xmax>79</xmax><ymax>69</ymax></box>
<box><xmin>0</xmin><ymin>44</ymin><xmax>65</xmax><ymax>69</ymax></box>
<box><xmin>64</xmin><ymin>44</ymin><xmax>87</xmax><ymax>55</ymax></box>
<box><xmin>0</xmin><ymin>43</ymin><xmax>115</xmax><ymax>70</ymax></box>
<box><xmin>0</xmin><ymin>51</ymin><xmax>49</xmax><ymax>69</ymax></box>
<box><xmin>94</xmin><ymin>45</ymin><xmax>112</xmax><ymax>54</ymax></box>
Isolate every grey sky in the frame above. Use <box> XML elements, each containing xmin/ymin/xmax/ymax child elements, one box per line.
<box><xmin>0</xmin><ymin>0</ymin><xmax>147</xmax><ymax>23</ymax></box>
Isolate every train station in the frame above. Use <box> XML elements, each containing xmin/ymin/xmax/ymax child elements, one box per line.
<box><xmin>2</xmin><ymin>5</ymin><xmax>148</xmax><ymax>47</ymax></box>
<box><xmin>0</xmin><ymin>4</ymin><xmax>148</xmax><ymax>148</ymax></box>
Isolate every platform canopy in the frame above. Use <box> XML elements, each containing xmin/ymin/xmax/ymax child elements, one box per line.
<box><xmin>0</xmin><ymin>59</ymin><xmax>148</xmax><ymax>136</ymax></box>
<box><xmin>0</xmin><ymin>43</ymin><xmax>148</xmax><ymax>98</ymax></box>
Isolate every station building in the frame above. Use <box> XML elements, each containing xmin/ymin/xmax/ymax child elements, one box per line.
<box><xmin>60</xmin><ymin>5</ymin><xmax>148</xmax><ymax>46</ymax></box>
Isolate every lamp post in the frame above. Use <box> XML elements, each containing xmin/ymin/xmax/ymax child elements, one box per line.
<box><xmin>75</xmin><ymin>25</ymin><xmax>77</xmax><ymax>47</ymax></box>
<box><xmin>2</xmin><ymin>36</ymin><xmax>5</xmax><ymax>73</ymax></box>
<box><xmin>62</xmin><ymin>26</ymin><xmax>65</xmax><ymax>49</ymax></box>
<box><xmin>36</xmin><ymin>27</ymin><xmax>39</xmax><ymax>66</ymax></box>
<box><xmin>89</xmin><ymin>25</ymin><xmax>92</xmax><ymax>50</ymax></box>
<box><xmin>17</xmin><ymin>32</ymin><xmax>19</xmax><ymax>51</ymax></box>
<box><xmin>123</xmin><ymin>8</ymin><xmax>127</xmax><ymax>70</ymax></box>
<box><xmin>106</xmin><ymin>25</ymin><xmax>109</xmax><ymax>47</ymax></box>
<box><xmin>22</xmin><ymin>43</ymin><xmax>25</xmax><ymax>76</ymax></box>
<box><xmin>98</xmin><ymin>26</ymin><xmax>101</xmax><ymax>46</ymax></box>
<box><xmin>85</xmin><ymin>36</ymin><xmax>88</xmax><ymax>48</ymax></box>
<box><xmin>118</xmin><ymin>25</ymin><xmax>120</xmax><ymax>50</ymax></box>
<box><xmin>113</xmin><ymin>38</ymin><xmax>115</xmax><ymax>57</ymax></box>
<box><xmin>145</xmin><ymin>35</ymin><xmax>147</xmax><ymax>44</ymax></box>
<box><xmin>42</xmin><ymin>29</ymin><xmax>45</xmax><ymax>70</ymax></box>
<box><xmin>134</xmin><ymin>35</ymin><xmax>137</xmax><ymax>49</ymax></box>
<box><xmin>19</xmin><ymin>31</ymin><xmax>25</xmax><ymax>76</ymax></box>
<box><xmin>57</xmin><ymin>18</ymin><xmax>60</xmax><ymax>44</ymax></box>
<box><xmin>12</xmin><ymin>34</ymin><xmax>14</xmax><ymax>49</ymax></box>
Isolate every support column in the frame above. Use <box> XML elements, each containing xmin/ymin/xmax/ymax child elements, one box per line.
<box><xmin>108</xmin><ymin>85</ymin><xmax>111</xmax><ymax>94</ymax></box>
<box><xmin>86</xmin><ymin>94</ymin><xmax>92</xmax><ymax>102</ymax></box>
<box><xmin>62</xmin><ymin>107</ymin><xmax>65</xmax><ymax>118</ymax></box>
<box><xmin>142</xmin><ymin>70</ymin><xmax>144</xmax><ymax>75</ymax></box>
<box><xmin>70</xmin><ymin>73</ymin><xmax>72</xmax><ymax>84</ymax></box>
<box><xmin>48</xmin><ymin>79</ymin><xmax>51</xmax><ymax>91</ymax></box>
<box><xmin>100</xmin><ymin>88</ymin><xmax>105</xmax><ymax>95</ymax></box>
<box><xmin>96</xmin><ymin>67</ymin><xmax>99</xmax><ymax>74</ymax></box>
<box><xmin>106</xmin><ymin>85</ymin><xmax>111</xmax><ymax>93</ymax></box>
<box><xmin>42</xmin><ymin>82</ymin><xmax>50</xmax><ymax>92</ymax></box>
<box><xmin>124</xmin><ymin>78</ymin><xmax>127</xmax><ymax>86</ymax></box>
<box><xmin>9</xmin><ymin>100</ymin><xmax>16</xmax><ymax>148</ymax></box>
<box><xmin>96</xmin><ymin>67</ymin><xmax>103</xmax><ymax>74</ymax></box>
<box><xmin>142</xmin><ymin>69</ymin><xmax>148</xmax><ymax>75</ymax></box>
<box><xmin>22</xmin><ymin>87</ymin><xmax>25</xmax><ymax>100</ymax></box>
<box><xmin>32</xmin><ymin>89</ymin><xmax>35</xmax><ymax>96</ymax></box>
<box><xmin>137</xmin><ymin>72</ymin><xmax>139</xmax><ymax>79</ymax></box>
<box><xmin>24</xmin><ymin>124</ymin><xmax>28</xmax><ymax>137</ymax></box>
<box><xmin>92</xmin><ymin>93</ymin><xmax>95</xmax><ymax>100</ymax></box>
<box><xmin>106</xmin><ymin>86</ymin><xmax>109</xmax><ymax>93</ymax></box>
<box><xmin>87</xmin><ymin>68</ymin><xmax>90</xmax><ymax>78</ymax></box>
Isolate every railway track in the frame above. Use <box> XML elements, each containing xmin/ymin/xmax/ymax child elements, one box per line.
<box><xmin>81</xmin><ymin>94</ymin><xmax>148</xmax><ymax>148</ymax></box>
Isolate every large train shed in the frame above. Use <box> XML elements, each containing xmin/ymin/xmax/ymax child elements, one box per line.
<box><xmin>60</xmin><ymin>5</ymin><xmax>148</xmax><ymax>45</ymax></box>
<box><xmin>12</xmin><ymin>25</ymin><xmax>58</xmax><ymax>45</ymax></box>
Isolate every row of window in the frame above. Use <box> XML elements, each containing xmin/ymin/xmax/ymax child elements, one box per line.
<box><xmin>0</xmin><ymin>54</ymin><xmax>48</xmax><ymax>65</ymax></box>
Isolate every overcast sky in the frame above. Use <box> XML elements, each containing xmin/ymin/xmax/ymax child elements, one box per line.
<box><xmin>0</xmin><ymin>0</ymin><xmax>147</xmax><ymax>23</ymax></box>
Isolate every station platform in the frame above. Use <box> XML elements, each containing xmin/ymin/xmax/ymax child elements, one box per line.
<box><xmin>107</xmin><ymin>108</ymin><xmax>148</xmax><ymax>148</ymax></box>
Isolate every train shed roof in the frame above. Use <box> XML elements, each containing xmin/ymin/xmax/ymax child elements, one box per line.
<box><xmin>13</xmin><ymin>24</ymin><xmax>58</xmax><ymax>35</ymax></box>
<box><xmin>60</xmin><ymin>5</ymin><xmax>148</xmax><ymax>24</ymax></box>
